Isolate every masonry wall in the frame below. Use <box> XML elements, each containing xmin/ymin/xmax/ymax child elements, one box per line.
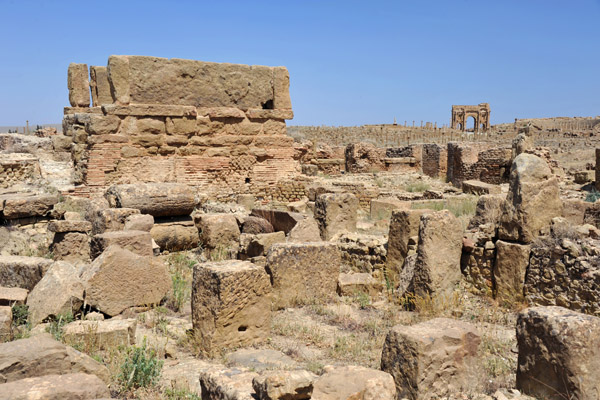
<box><xmin>63</xmin><ymin>56</ymin><xmax>298</xmax><ymax>199</ymax></box>
<box><xmin>447</xmin><ymin>142</ymin><xmax>511</xmax><ymax>187</ymax></box>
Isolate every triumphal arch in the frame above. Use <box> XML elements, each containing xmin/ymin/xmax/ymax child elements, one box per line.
<box><xmin>451</xmin><ymin>103</ymin><xmax>490</xmax><ymax>132</ymax></box>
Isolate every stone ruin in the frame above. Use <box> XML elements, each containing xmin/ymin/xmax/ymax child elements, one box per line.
<box><xmin>2</xmin><ymin>55</ymin><xmax>600</xmax><ymax>400</ymax></box>
<box><xmin>63</xmin><ymin>56</ymin><xmax>297</xmax><ymax>201</ymax></box>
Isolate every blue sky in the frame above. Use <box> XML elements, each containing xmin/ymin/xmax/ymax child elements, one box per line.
<box><xmin>1</xmin><ymin>0</ymin><xmax>599</xmax><ymax>127</ymax></box>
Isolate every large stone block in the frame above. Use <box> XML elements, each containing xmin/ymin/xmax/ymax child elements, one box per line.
<box><xmin>369</xmin><ymin>198</ymin><xmax>409</xmax><ymax>221</ymax></box>
<box><xmin>312</xmin><ymin>365</ymin><xmax>396</xmax><ymax>400</ymax></box>
<box><xmin>90</xmin><ymin>230</ymin><xmax>153</xmax><ymax>259</ymax></box>
<box><xmin>199</xmin><ymin>366</ymin><xmax>258</xmax><ymax>400</ymax></box>
<box><xmin>1</xmin><ymin>193</ymin><xmax>58</xmax><ymax>219</ymax></box>
<box><xmin>467</xmin><ymin>194</ymin><xmax>504</xmax><ymax>230</ymax></box>
<box><xmin>493</xmin><ymin>240</ymin><xmax>530</xmax><ymax>303</ymax></box>
<box><xmin>251</xmin><ymin>209</ymin><xmax>304</xmax><ymax>234</ymax></box>
<box><xmin>150</xmin><ymin>218</ymin><xmax>199</xmax><ymax>252</ymax></box>
<box><xmin>253</xmin><ymin>370</ymin><xmax>315</xmax><ymax>400</ymax></box>
<box><xmin>381</xmin><ymin>318</ymin><xmax>481</xmax><ymax>400</ymax></box>
<box><xmin>0</xmin><ymin>333</ymin><xmax>109</xmax><ymax>383</ymax></box>
<box><xmin>0</xmin><ymin>286</ymin><xmax>28</xmax><ymax>306</ymax></box>
<box><xmin>89</xmin><ymin>65</ymin><xmax>112</xmax><ymax>107</ymax></box>
<box><xmin>0</xmin><ymin>373</ymin><xmax>110</xmax><ymax>399</ymax></box>
<box><xmin>273</xmin><ymin>66</ymin><xmax>292</xmax><ymax>110</ymax></box>
<box><xmin>108</xmin><ymin>55</ymin><xmax>277</xmax><ymax>110</ymax></box>
<box><xmin>386</xmin><ymin>209</ymin><xmax>431</xmax><ymax>286</ymax></box>
<box><xmin>266</xmin><ymin>243</ymin><xmax>341</xmax><ymax>309</ymax></box>
<box><xmin>0</xmin><ymin>256</ymin><xmax>53</xmax><ymax>291</ymax></box>
<box><xmin>62</xmin><ymin>318</ymin><xmax>136</xmax><ymax>350</ymax></box>
<box><xmin>51</xmin><ymin>232</ymin><xmax>91</xmax><ymax>262</ymax></box>
<box><xmin>499</xmin><ymin>154</ymin><xmax>563</xmax><ymax>243</ymax></box>
<box><xmin>0</xmin><ymin>305</ymin><xmax>11</xmax><ymax>341</ymax></box>
<box><xmin>239</xmin><ymin>231</ymin><xmax>286</xmax><ymax>259</ymax></box>
<box><xmin>80</xmin><ymin>245</ymin><xmax>171</xmax><ymax>316</ymax></box>
<box><xmin>26</xmin><ymin>261</ymin><xmax>84</xmax><ymax>325</ymax></box>
<box><xmin>67</xmin><ymin>63</ymin><xmax>90</xmax><ymax>107</ymax></box>
<box><xmin>412</xmin><ymin>210</ymin><xmax>463</xmax><ymax>298</ymax></box>
<box><xmin>195</xmin><ymin>213</ymin><xmax>240</xmax><ymax>251</ymax></box>
<box><xmin>462</xmin><ymin>179</ymin><xmax>501</xmax><ymax>195</ymax></box>
<box><xmin>105</xmin><ymin>183</ymin><xmax>196</xmax><ymax>217</ymax></box>
<box><xmin>516</xmin><ymin>306</ymin><xmax>600</xmax><ymax>399</ymax></box>
<box><xmin>314</xmin><ymin>193</ymin><xmax>358</xmax><ymax>240</ymax></box>
<box><xmin>92</xmin><ymin>207</ymin><xmax>140</xmax><ymax>234</ymax></box>
<box><xmin>192</xmin><ymin>260</ymin><xmax>271</xmax><ymax>356</ymax></box>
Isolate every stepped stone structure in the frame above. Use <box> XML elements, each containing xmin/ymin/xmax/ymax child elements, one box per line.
<box><xmin>63</xmin><ymin>56</ymin><xmax>296</xmax><ymax>200</ymax></box>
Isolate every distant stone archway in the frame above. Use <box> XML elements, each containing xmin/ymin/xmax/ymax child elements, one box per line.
<box><xmin>451</xmin><ymin>103</ymin><xmax>490</xmax><ymax>132</ymax></box>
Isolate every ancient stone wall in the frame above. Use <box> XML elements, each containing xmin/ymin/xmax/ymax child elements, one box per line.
<box><xmin>0</xmin><ymin>154</ymin><xmax>42</xmax><ymax>188</ymax></box>
<box><xmin>63</xmin><ymin>56</ymin><xmax>297</xmax><ymax>200</ymax></box>
<box><xmin>421</xmin><ymin>144</ymin><xmax>447</xmax><ymax>179</ymax></box>
<box><xmin>447</xmin><ymin>142</ymin><xmax>511</xmax><ymax>187</ymax></box>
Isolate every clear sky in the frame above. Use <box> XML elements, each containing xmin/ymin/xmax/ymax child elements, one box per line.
<box><xmin>1</xmin><ymin>0</ymin><xmax>599</xmax><ymax>127</ymax></box>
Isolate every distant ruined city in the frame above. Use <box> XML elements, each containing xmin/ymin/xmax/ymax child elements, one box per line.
<box><xmin>0</xmin><ymin>55</ymin><xmax>600</xmax><ymax>400</ymax></box>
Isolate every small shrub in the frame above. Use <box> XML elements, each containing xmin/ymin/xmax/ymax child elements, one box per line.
<box><xmin>404</xmin><ymin>181</ymin><xmax>430</xmax><ymax>193</ymax></box>
<box><xmin>11</xmin><ymin>304</ymin><xmax>29</xmax><ymax>326</ymax></box>
<box><xmin>585</xmin><ymin>189</ymin><xmax>600</xmax><ymax>203</ymax></box>
<box><xmin>166</xmin><ymin>253</ymin><xmax>196</xmax><ymax>312</ymax></box>
<box><xmin>353</xmin><ymin>291</ymin><xmax>371</xmax><ymax>309</ymax></box>
<box><xmin>164</xmin><ymin>386</ymin><xmax>201</xmax><ymax>400</ymax></box>
<box><xmin>118</xmin><ymin>339</ymin><xmax>163</xmax><ymax>391</ymax></box>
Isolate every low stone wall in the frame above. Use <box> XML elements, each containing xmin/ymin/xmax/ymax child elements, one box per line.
<box><xmin>0</xmin><ymin>154</ymin><xmax>41</xmax><ymax>188</ymax></box>
<box><xmin>447</xmin><ymin>142</ymin><xmax>511</xmax><ymax>187</ymax></box>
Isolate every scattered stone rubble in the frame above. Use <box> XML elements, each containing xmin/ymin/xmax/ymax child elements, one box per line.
<box><xmin>1</xmin><ymin>54</ymin><xmax>600</xmax><ymax>399</ymax></box>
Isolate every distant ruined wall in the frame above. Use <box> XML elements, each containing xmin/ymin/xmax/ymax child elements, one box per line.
<box><xmin>447</xmin><ymin>142</ymin><xmax>512</xmax><ymax>187</ymax></box>
<box><xmin>63</xmin><ymin>56</ymin><xmax>298</xmax><ymax>200</ymax></box>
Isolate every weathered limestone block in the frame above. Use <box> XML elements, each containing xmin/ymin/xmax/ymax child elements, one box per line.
<box><xmin>151</xmin><ymin>218</ymin><xmax>199</xmax><ymax>251</ymax></box>
<box><xmin>251</xmin><ymin>209</ymin><xmax>307</xmax><ymax>235</ymax></box>
<box><xmin>516</xmin><ymin>306</ymin><xmax>600</xmax><ymax>400</ymax></box>
<box><xmin>199</xmin><ymin>366</ymin><xmax>258</xmax><ymax>400</ymax></box>
<box><xmin>105</xmin><ymin>183</ymin><xmax>196</xmax><ymax>217</ymax></box>
<box><xmin>239</xmin><ymin>231</ymin><xmax>286</xmax><ymax>259</ymax></box>
<box><xmin>0</xmin><ymin>305</ymin><xmax>11</xmax><ymax>341</ymax></box>
<box><xmin>0</xmin><ymin>286</ymin><xmax>28</xmax><ymax>306</ymax></box>
<box><xmin>314</xmin><ymin>193</ymin><xmax>358</xmax><ymax>240</ymax></box>
<box><xmin>48</xmin><ymin>220</ymin><xmax>92</xmax><ymax>233</ymax></box>
<box><xmin>412</xmin><ymin>210</ymin><xmax>463</xmax><ymax>298</ymax></box>
<box><xmin>62</xmin><ymin>318</ymin><xmax>136</xmax><ymax>349</ymax></box>
<box><xmin>386</xmin><ymin>209</ymin><xmax>432</xmax><ymax>286</ymax></box>
<box><xmin>51</xmin><ymin>232</ymin><xmax>91</xmax><ymax>262</ymax></box>
<box><xmin>1</xmin><ymin>193</ymin><xmax>58</xmax><ymax>219</ymax></box>
<box><xmin>288</xmin><ymin>216</ymin><xmax>322</xmax><ymax>243</ymax></box>
<box><xmin>108</xmin><ymin>55</ymin><xmax>278</xmax><ymax>110</ymax></box>
<box><xmin>89</xmin><ymin>65</ymin><xmax>112</xmax><ymax>107</ymax></box>
<box><xmin>499</xmin><ymin>154</ymin><xmax>563</xmax><ymax>243</ymax></box>
<box><xmin>90</xmin><ymin>230</ymin><xmax>153</xmax><ymax>259</ymax></box>
<box><xmin>345</xmin><ymin>142</ymin><xmax>387</xmax><ymax>173</ymax></box>
<box><xmin>467</xmin><ymin>194</ymin><xmax>505</xmax><ymax>230</ymax></box>
<box><xmin>369</xmin><ymin>198</ymin><xmax>409</xmax><ymax>221</ymax></box>
<box><xmin>337</xmin><ymin>273</ymin><xmax>383</xmax><ymax>297</ymax></box>
<box><xmin>80</xmin><ymin>245</ymin><xmax>171</xmax><ymax>316</ymax></box>
<box><xmin>0</xmin><ymin>256</ymin><xmax>53</xmax><ymax>290</ymax></box>
<box><xmin>26</xmin><ymin>261</ymin><xmax>84</xmax><ymax>325</ymax></box>
<box><xmin>67</xmin><ymin>63</ymin><xmax>90</xmax><ymax>107</ymax></box>
<box><xmin>493</xmin><ymin>241</ymin><xmax>531</xmax><ymax>303</ymax></box>
<box><xmin>192</xmin><ymin>260</ymin><xmax>271</xmax><ymax>356</ymax></box>
<box><xmin>0</xmin><ymin>333</ymin><xmax>110</xmax><ymax>383</ymax></box>
<box><xmin>0</xmin><ymin>373</ymin><xmax>110</xmax><ymax>400</ymax></box>
<box><xmin>92</xmin><ymin>207</ymin><xmax>140</xmax><ymax>234</ymax></box>
<box><xmin>273</xmin><ymin>66</ymin><xmax>293</xmax><ymax>110</ymax></box>
<box><xmin>241</xmin><ymin>216</ymin><xmax>274</xmax><ymax>234</ymax></box>
<box><xmin>462</xmin><ymin>179</ymin><xmax>501</xmax><ymax>195</ymax></box>
<box><xmin>195</xmin><ymin>213</ymin><xmax>240</xmax><ymax>251</ymax></box>
<box><xmin>124</xmin><ymin>213</ymin><xmax>154</xmax><ymax>231</ymax></box>
<box><xmin>103</xmin><ymin>103</ymin><xmax>197</xmax><ymax>117</ymax></box>
<box><xmin>312</xmin><ymin>365</ymin><xmax>396</xmax><ymax>400</ymax></box>
<box><xmin>266</xmin><ymin>243</ymin><xmax>341</xmax><ymax>309</ymax></box>
<box><xmin>84</xmin><ymin>114</ymin><xmax>120</xmax><ymax>135</ymax></box>
<box><xmin>253</xmin><ymin>370</ymin><xmax>316</xmax><ymax>400</ymax></box>
<box><xmin>381</xmin><ymin>318</ymin><xmax>481</xmax><ymax>400</ymax></box>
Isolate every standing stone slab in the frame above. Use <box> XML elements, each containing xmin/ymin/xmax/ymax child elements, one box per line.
<box><xmin>314</xmin><ymin>193</ymin><xmax>358</xmax><ymax>240</ymax></box>
<box><xmin>80</xmin><ymin>245</ymin><xmax>171</xmax><ymax>316</ymax></box>
<box><xmin>192</xmin><ymin>260</ymin><xmax>271</xmax><ymax>356</ymax></box>
<box><xmin>516</xmin><ymin>306</ymin><xmax>600</xmax><ymax>400</ymax></box>
<box><xmin>89</xmin><ymin>65</ymin><xmax>113</xmax><ymax>107</ymax></box>
<box><xmin>26</xmin><ymin>261</ymin><xmax>84</xmax><ymax>325</ymax></box>
<box><xmin>67</xmin><ymin>63</ymin><xmax>90</xmax><ymax>107</ymax></box>
<box><xmin>381</xmin><ymin>318</ymin><xmax>481</xmax><ymax>400</ymax></box>
<box><xmin>499</xmin><ymin>153</ymin><xmax>563</xmax><ymax>243</ymax></box>
<box><xmin>386</xmin><ymin>209</ymin><xmax>432</xmax><ymax>286</ymax></box>
<box><xmin>412</xmin><ymin>210</ymin><xmax>464</xmax><ymax>298</ymax></box>
<box><xmin>266</xmin><ymin>243</ymin><xmax>341</xmax><ymax>309</ymax></box>
<box><xmin>0</xmin><ymin>256</ymin><xmax>53</xmax><ymax>290</ymax></box>
<box><xmin>493</xmin><ymin>240</ymin><xmax>531</xmax><ymax>303</ymax></box>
